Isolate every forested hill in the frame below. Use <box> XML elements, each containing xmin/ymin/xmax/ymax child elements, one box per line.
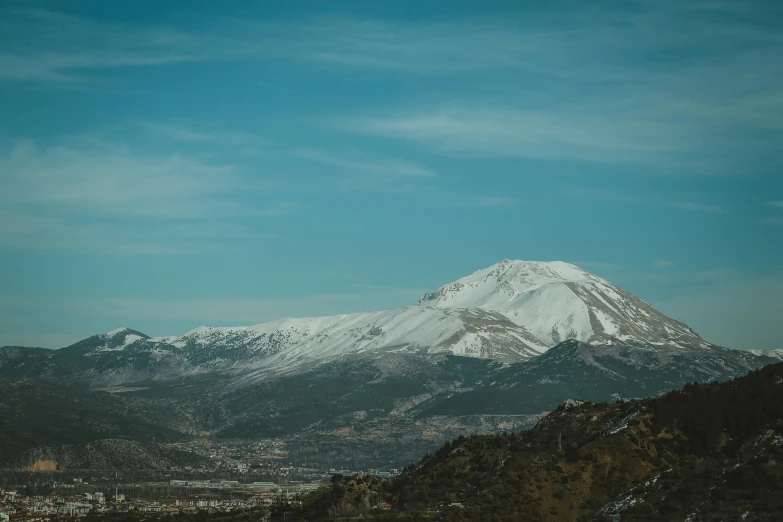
<box><xmin>0</xmin><ymin>379</ymin><xmax>202</xmax><ymax>469</ymax></box>
<box><xmin>285</xmin><ymin>362</ymin><xmax>783</xmax><ymax>521</ymax></box>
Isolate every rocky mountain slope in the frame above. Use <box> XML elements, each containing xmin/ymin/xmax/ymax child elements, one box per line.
<box><xmin>404</xmin><ymin>338</ymin><xmax>783</xmax><ymax>418</ymax></box>
<box><xmin>289</xmin><ymin>362</ymin><xmax>783</xmax><ymax>521</ymax></box>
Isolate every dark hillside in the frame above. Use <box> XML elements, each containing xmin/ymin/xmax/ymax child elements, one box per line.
<box><xmin>285</xmin><ymin>362</ymin><xmax>783</xmax><ymax>521</ymax></box>
<box><xmin>0</xmin><ymin>379</ymin><xmax>190</xmax><ymax>468</ymax></box>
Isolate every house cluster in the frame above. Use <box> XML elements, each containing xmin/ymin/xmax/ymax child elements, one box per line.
<box><xmin>328</xmin><ymin>468</ymin><xmax>400</xmax><ymax>479</ymax></box>
<box><xmin>0</xmin><ymin>487</ymin><xmax>275</xmax><ymax>520</ymax></box>
<box><xmin>167</xmin><ymin>480</ymin><xmax>281</xmax><ymax>491</ymax></box>
<box><xmin>0</xmin><ymin>489</ymin><xmax>108</xmax><ymax>520</ymax></box>
<box><xmin>163</xmin><ymin>437</ymin><xmax>401</xmax><ymax>484</ymax></box>
<box><xmin>165</xmin><ymin>438</ymin><xmax>289</xmax><ymax>475</ymax></box>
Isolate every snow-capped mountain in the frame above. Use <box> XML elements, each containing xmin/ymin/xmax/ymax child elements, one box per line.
<box><xmin>0</xmin><ymin>260</ymin><xmax>766</xmax><ymax>388</ymax></box>
<box><xmin>419</xmin><ymin>260</ymin><xmax>704</xmax><ymax>347</ymax></box>
<box><xmin>68</xmin><ymin>327</ymin><xmax>151</xmax><ymax>355</ymax></box>
<box><xmin>169</xmin><ymin>306</ymin><xmax>548</xmax><ymax>371</ymax></box>
<box><xmin>152</xmin><ymin>259</ymin><xmax>709</xmax><ymax>374</ymax></box>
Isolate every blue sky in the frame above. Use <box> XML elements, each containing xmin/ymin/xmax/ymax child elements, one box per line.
<box><xmin>0</xmin><ymin>0</ymin><xmax>781</xmax><ymax>350</ymax></box>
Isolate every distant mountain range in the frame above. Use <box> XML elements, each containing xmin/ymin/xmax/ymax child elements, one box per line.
<box><xmin>1</xmin><ymin>260</ymin><xmax>781</xmax><ymax>470</ymax></box>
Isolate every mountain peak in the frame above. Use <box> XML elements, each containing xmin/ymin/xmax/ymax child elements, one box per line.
<box><xmin>103</xmin><ymin>327</ymin><xmax>149</xmax><ymax>339</ymax></box>
<box><xmin>419</xmin><ymin>259</ymin><xmax>703</xmax><ymax>347</ymax></box>
<box><xmin>470</xmin><ymin>259</ymin><xmax>596</xmax><ymax>286</ymax></box>
<box><xmin>105</xmin><ymin>327</ymin><xmax>131</xmax><ymax>337</ymax></box>
<box><xmin>418</xmin><ymin>260</ymin><xmax>599</xmax><ymax>308</ymax></box>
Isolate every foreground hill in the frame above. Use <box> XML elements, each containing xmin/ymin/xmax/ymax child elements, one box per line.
<box><xmin>288</xmin><ymin>362</ymin><xmax>783</xmax><ymax>521</ymax></box>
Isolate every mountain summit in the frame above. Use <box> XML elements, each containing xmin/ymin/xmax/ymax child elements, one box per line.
<box><xmin>419</xmin><ymin>259</ymin><xmax>704</xmax><ymax>347</ymax></box>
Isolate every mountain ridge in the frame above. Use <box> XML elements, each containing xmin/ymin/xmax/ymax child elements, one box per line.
<box><xmin>1</xmin><ymin>260</ymin><xmax>729</xmax><ymax>386</ymax></box>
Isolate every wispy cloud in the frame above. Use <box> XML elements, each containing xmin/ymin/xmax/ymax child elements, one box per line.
<box><xmin>136</xmin><ymin>121</ymin><xmax>274</xmax><ymax>150</ymax></box>
<box><xmin>0</xmin><ymin>208</ymin><xmax>278</xmax><ymax>254</ymax></box>
<box><xmin>130</xmin><ymin>122</ymin><xmax>436</xmax><ymax>195</ymax></box>
<box><xmin>695</xmin><ymin>268</ymin><xmax>730</xmax><ymax>278</ymax></box>
<box><xmin>653</xmin><ymin>259</ymin><xmax>676</xmax><ymax>269</ymax></box>
<box><xmin>565</xmin><ymin>189</ymin><xmax>731</xmax><ymax>215</ymax></box>
<box><xmin>654</xmin><ymin>276</ymin><xmax>783</xmax><ymax>349</ymax></box>
<box><xmin>575</xmin><ymin>261</ymin><xmax>624</xmax><ymax>271</ymax></box>
<box><xmin>0</xmin><ymin>9</ymin><xmax>221</xmax><ymax>83</ymax></box>
<box><xmin>0</xmin><ymin>139</ymin><xmax>257</xmax><ymax>216</ymax></box>
<box><xmin>0</xmin><ymin>138</ymin><xmax>284</xmax><ymax>253</ymax></box>
<box><xmin>335</xmin><ymin>108</ymin><xmax>692</xmax><ymax>165</ymax></box>
<box><xmin>762</xmin><ymin>201</ymin><xmax>783</xmax><ymax>226</ymax></box>
<box><xmin>137</xmin><ymin>122</ymin><xmax>437</xmax><ymax>193</ymax></box>
<box><xmin>310</xmin><ymin>3</ymin><xmax>783</xmax><ymax>170</ymax></box>
<box><xmin>248</xmin><ymin>17</ymin><xmax>562</xmax><ymax>74</ymax></box>
<box><xmin>0</xmin><ymin>286</ymin><xmax>429</xmax><ymax>346</ymax></box>
<box><xmin>3</xmin><ymin>9</ymin><xmax>580</xmax><ymax>82</ymax></box>
<box><xmin>0</xmin><ymin>115</ymin><xmax>443</xmax><ymax>253</ymax></box>
<box><xmin>669</xmin><ymin>201</ymin><xmax>728</xmax><ymax>214</ymax></box>
<box><xmin>0</xmin><ymin>332</ymin><xmax>84</xmax><ymax>350</ymax></box>
<box><xmin>446</xmin><ymin>196</ymin><xmax>519</xmax><ymax>208</ymax></box>
<box><xmin>5</xmin><ymin>4</ymin><xmax>782</xmax><ymax>171</ymax></box>
<box><xmin>295</xmin><ymin>148</ymin><xmax>435</xmax><ymax>179</ymax></box>
<box><xmin>563</xmin><ymin>187</ymin><xmax>645</xmax><ymax>204</ymax></box>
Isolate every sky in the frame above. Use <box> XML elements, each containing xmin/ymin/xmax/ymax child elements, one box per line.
<box><xmin>0</xmin><ymin>0</ymin><xmax>781</xmax><ymax>350</ymax></box>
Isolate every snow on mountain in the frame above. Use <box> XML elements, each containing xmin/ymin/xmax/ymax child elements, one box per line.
<box><xmin>42</xmin><ymin>260</ymin><xmax>718</xmax><ymax>382</ymax></box>
<box><xmin>97</xmin><ymin>328</ymin><xmax>148</xmax><ymax>352</ymax></box>
<box><xmin>129</xmin><ymin>259</ymin><xmax>709</xmax><ymax>375</ymax></box>
<box><xmin>749</xmin><ymin>348</ymin><xmax>783</xmax><ymax>359</ymax></box>
<box><xmin>247</xmin><ymin>306</ymin><xmax>547</xmax><ymax>370</ymax></box>
<box><xmin>61</xmin><ymin>327</ymin><xmax>151</xmax><ymax>356</ymax></box>
<box><xmin>148</xmin><ymin>306</ymin><xmax>548</xmax><ymax>373</ymax></box>
<box><xmin>418</xmin><ymin>260</ymin><xmax>706</xmax><ymax>347</ymax></box>
<box><xmin>105</xmin><ymin>327</ymin><xmax>134</xmax><ymax>337</ymax></box>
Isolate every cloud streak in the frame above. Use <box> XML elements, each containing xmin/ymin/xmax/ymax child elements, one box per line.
<box><xmin>4</xmin><ymin>4</ymin><xmax>782</xmax><ymax>171</ymax></box>
<box><xmin>336</xmin><ymin>108</ymin><xmax>698</xmax><ymax>165</ymax></box>
<box><xmin>294</xmin><ymin>148</ymin><xmax>436</xmax><ymax>180</ymax></box>
<box><xmin>0</xmin><ymin>9</ymin><xmax>218</xmax><ymax>83</ymax></box>
<box><xmin>445</xmin><ymin>196</ymin><xmax>519</xmax><ymax>208</ymax></box>
<box><xmin>0</xmin><ymin>137</ymin><xmax>284</xmax><ymax>253</ymax></box>
<box><xmin>654</xmin><ymin>276</ymin><xmax>783</xmax><ymax>349</ymax></box>
<box><xmin>309</xmin><ymin>2</ymin><xmax>783</xmax><ymax>170</ymax></box>
<box><xmin>653</xmin><ymin>259</ymin><xmax>676</xmax><ymax>269</ymax></box>
<box><xmin>669</xmin><ymin>202</ymin><xmax>728</xmax><ymax>214</ymax></box>
<box><xmin>0</xmin><ymin>286</ymin><xmax>430</xmax><ymax>348</ymax></box>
